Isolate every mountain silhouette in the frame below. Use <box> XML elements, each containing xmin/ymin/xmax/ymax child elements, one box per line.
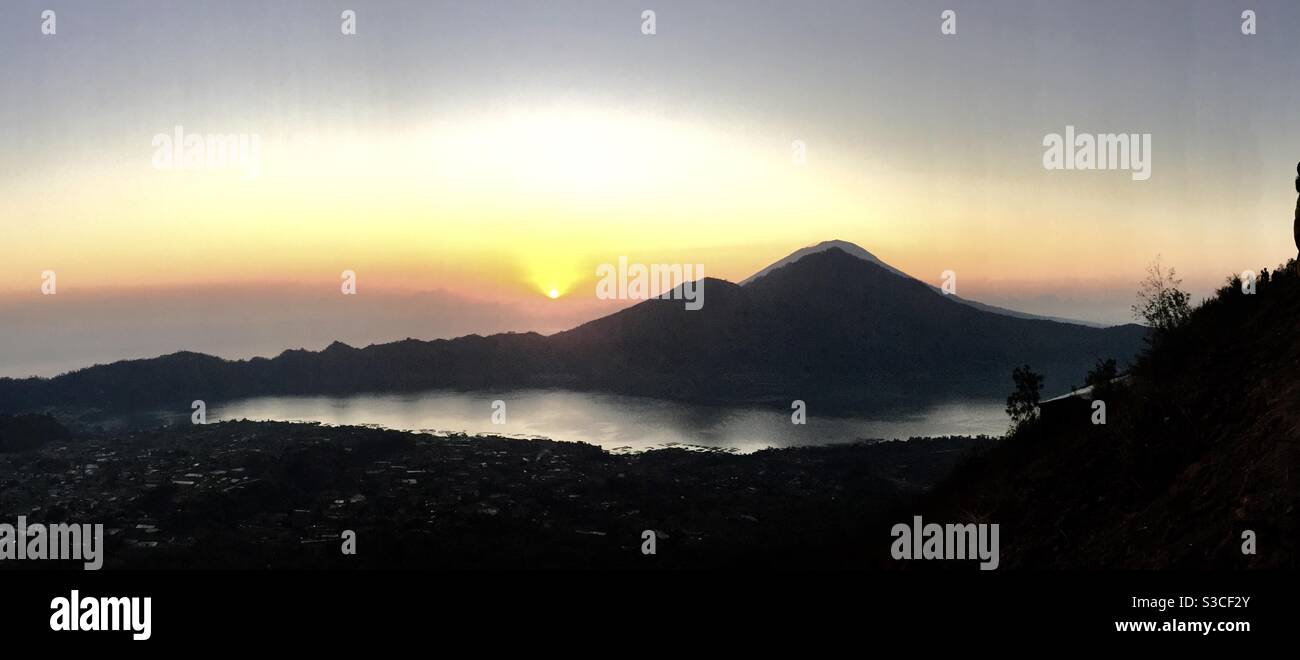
<box><xmin>550</xmin><ymin>247</ymin><xmax>1144</xmax><ymax>408</ymax></box>
<box><xmin>743</xmin><ymin>239</ymin><xmax>1104</xmax><ymax>326</ymax></box>
<box><xmin>0</xmin><ymin>243</ymin><xmax>1146</xmax><ymax>413</ymax></box>
<box><xmin>740</xmin><ymin>239</ymin><xmax>908</xmax><ymax>284</ymax></box>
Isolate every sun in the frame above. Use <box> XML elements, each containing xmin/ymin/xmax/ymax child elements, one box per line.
<box><xmin>523</xmin><ymin>250</ymin><xmax>583</xmax><ymax>301</ymax></box>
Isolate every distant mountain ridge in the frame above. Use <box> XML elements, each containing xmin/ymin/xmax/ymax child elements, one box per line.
<box><xmin>0</xmin><ymin>242</ymin><xmax>1148</xmax><ymax>414</ymax></box>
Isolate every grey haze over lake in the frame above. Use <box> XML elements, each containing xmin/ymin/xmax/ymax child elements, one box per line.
<box><xmin>206</xmin><ymin>389</ymin><xmax>1008</xmax><ymax>452</ymax></box>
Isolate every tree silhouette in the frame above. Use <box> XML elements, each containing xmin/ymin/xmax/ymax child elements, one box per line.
<box><xmin>1132</xmin><ymin>256</ymin><xmax>1191</xmax><ymax>335</ymax></box>
<box><xmin>1006</xmin><ymin>364</ymin><xmax>1044</xmax><ymax>428</ymax></box>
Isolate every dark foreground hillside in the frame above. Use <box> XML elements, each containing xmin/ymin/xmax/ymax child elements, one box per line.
<box><xmin>919</xmin><ymin>261</ymin><xmax>1300</xmax><ymax>569</ymax></box>
<box><xmin>0</xmin><ymin>419</ymin><xmax>991</xmax><ymax>569</ymax></box>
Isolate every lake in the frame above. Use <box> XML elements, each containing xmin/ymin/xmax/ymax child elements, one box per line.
<box><xmin>205</xmin><ymin>389</ymin><xmax>1008</xmax><ymax>453</ymax></box>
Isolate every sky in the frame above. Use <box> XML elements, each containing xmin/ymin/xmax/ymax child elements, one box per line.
<box><xmin>2</xmin><ymin>0</ymin><xmax>1299</xmax><ymax>377</ymax></box>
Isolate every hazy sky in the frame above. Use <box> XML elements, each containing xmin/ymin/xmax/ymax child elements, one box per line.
<box><xmin>3</xmin><ymin>1</ymin><xmax>1299</xmax><ymax>376</ymax></box>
